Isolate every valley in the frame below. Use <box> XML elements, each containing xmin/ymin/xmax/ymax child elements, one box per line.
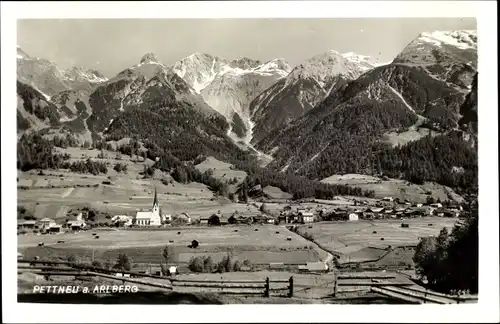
<box><xmin>15</xmin><ymin>26</ymin><xmax>479</xmax><ymax>305</ymax></box>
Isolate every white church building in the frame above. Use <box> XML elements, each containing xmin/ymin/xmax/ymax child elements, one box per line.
<box><xmin>134</xmin><ymin>188</ymin><xmax>162</xmax><ymax>226</ymax></box>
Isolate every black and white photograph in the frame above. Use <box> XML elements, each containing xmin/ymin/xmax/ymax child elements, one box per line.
<box><xmin>1</xmin><ymin>1</ymin><xmax>498</xmax><ymax>323</ymax></box>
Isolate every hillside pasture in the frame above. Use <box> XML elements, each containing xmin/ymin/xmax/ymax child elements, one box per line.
<box><xmin>195</xmin><ymin>156</ymin><xmax>247</xmax><ymax>184</ymax></box>
<box><xmin>321</xmin><ymin>174</ymin><xmax>463</xmax><ymax>203</ymax></box>
<box><xmin>262</xmin><ymin>186</ymin><xmax>293</xmax><ymax>200</ymax></box>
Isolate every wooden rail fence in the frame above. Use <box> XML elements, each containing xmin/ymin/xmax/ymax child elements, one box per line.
<box><xmin>18</xmin><ymin>260</ymin><xmax>295</xmax><ymax>297</ymax></box>
<box><xmin>170</xmin><ymin>277</ymin><xmax>294</xmax><ymax>297</ymax></box>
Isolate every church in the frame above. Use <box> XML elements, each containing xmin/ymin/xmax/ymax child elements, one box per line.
<box><xmin>134</xmin><ymin>188</ymin><xmax>162</xmax><ymax>226</ymax></box>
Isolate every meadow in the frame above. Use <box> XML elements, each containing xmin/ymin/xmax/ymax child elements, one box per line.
<box><xmin>18</xmin><ymin>225</ymin><xmax>324</xmax><ymax>265</ymax></box>
<box><xmin>296</xmin><ymin>217</ymin><xmax>458</xmax><ymax>264</ymax></box>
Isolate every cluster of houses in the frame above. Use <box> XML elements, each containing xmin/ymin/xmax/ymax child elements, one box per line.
<box><xmin>320</xmin><ymin>201</ymin><xmax>462</xmax><ymax>221</ymax></box>
<box><xmin>199</xmin><ymin>213</ymin><xmax>276</xmax><ymax>226</ymax></box>
<box><xmin>17</xmin><ymin>213</ymin><xmax>86</xmax><ymax>234</ymax></box>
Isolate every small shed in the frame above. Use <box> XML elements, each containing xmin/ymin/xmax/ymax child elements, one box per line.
<box><xmin>18</xmin><ymin>220</ymin><xmax>37</xmax><ymax>230</ymax></box>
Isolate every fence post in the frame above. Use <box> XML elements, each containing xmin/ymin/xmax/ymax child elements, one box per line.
<box><xmin>333</xmin><ymin>273</ymin><xmax>338</xmax><ymax>297</ymax></box>
<box><xmin>288</xmin><ymin>276</ymin><xmax>294</xmax><ymax>297</ymax></box>
<box><xmin>264</xmin><ymin>277</ymin><xmax>270</xmax><ymax>297</ymax></box>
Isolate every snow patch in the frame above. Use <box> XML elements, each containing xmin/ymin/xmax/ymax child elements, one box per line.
<box><xmin>418</xmin><ymin>30</ymin><xmax>477</xmax><ymax>50</ymax></box>
<box><xmin>387</xmin><ymin>85</ymin><xmax>416</xmax><ymax>113</ymax></box>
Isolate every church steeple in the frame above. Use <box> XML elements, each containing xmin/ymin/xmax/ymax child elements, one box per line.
<box><xmin>153</xmin><ymin>187</ymin><xmax>158</xmax><ymax>208</ymax></box>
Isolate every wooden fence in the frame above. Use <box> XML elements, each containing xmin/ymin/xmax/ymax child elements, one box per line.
<box><xmin>170</xmin><ymin>277</ymin><xmax>293</xmax><ymax>297</ymax></box>
<box><xmin>18</xmin><ymin>260</ymin><xmax>295</xmax><ymax>297</ymax></box>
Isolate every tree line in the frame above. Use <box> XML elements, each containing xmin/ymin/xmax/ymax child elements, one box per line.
<box><xmin>413</xmin><ymin>198</ymin><xmax>478</xmax><ymax>294</ymax></box>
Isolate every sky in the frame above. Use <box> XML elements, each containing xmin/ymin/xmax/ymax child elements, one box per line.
<box><xmin>17</xmin><ymin>18</ymin><xmax>476</xmax><ymax>77</ymax></box>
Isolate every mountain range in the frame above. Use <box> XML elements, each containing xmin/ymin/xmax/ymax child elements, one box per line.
<box><xmin>16</xmin><ymin>29</ymin><xmax>478</xmax><ymax>192</ymax></box>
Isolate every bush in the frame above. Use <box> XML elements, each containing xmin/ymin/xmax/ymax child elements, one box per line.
<box><xmin>203</xmin><ymin>256</ymin><xmax>215</xmax><ymax>273</ymax></box>
<box><xmin>242</xmin><ymin>259</ymin><xmax>253</xmax><ymax>270</ymax></box>
<box><xmin>302</xmin><ymin>232</ymin><xmax>315</xmax><ymax>241</ymax></box>
<box><xmin>216</xmin><ymin>254</ymin><xmax>234</xmax><ymax>273</ymax></box>
<box><xmin>188</xmin><ymin>256</ymin><xmax>205</xmax><ymax>273</ymax></box>
<box><xmin>92</xmin><ymin>260</ymin><xmax>102</xmax><ymax>268</ymax></box>
<box><xmin>113</xmin><ymin>253</ymin><xmax>132</xmax><ymax>271</ymax></box>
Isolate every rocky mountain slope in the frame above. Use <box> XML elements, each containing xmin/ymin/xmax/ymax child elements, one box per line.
<box><xmin>341</xmin><ymin>52</ymin><xmax>382</xmax><ymax>72</ymax></box>
<box><xmin>17</xmin><ymin>46</ymin><xmax>107</xmax><ymax>97</ymax></box>
<box><xmin>254</xmin><ymin>30</ymin><xmax>477</xmax><ymax>190</ymax></box>
<box><xmin>200</xmin><ymin>58</ymin><xmax>291</xmax><ymax>141</ymax></box>
<box><xmin>171</xmin><ymin>53</ymin><xmax>291</xmax><ymax>141</ymax></box>
<box><xmin>248</xmin><ymin>50</ymin><xmax>364</xmax><ymax>143</ymax></box>
<box><xmin>393</xmin><ymin>30</ymin><xmax>477</xmax><ymax>90</ymax></box>
<box><xmin>86</xmin><ymin>53</ymin><xmax>218</xmax><ymax>135</ymax></box>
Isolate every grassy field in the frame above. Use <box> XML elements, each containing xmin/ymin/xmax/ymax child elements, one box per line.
<box><xmin>18</xmin><ymin>225</ymin><xmax>324</xmax><ymax>265</ymax></box>
<box><xmin>296</xmin><ymin>217</ymin><xmax>458</xmax><ymax>264</ymax></box>
<box><xmin>194</xmin><ymin>156</ymin><xmax>247</xmax><ymax>183</ymax></box>
<box><xmin>321</xmin><ymin>174</ymin><xmax>464</xmax><ymax>204</ymax></box>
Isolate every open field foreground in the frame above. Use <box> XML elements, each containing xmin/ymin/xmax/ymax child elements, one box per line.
<box><xmin>18</xmin><ymin>225</ymin><xmax>326</xmax><ymax>265</ymax></box>
<box><xmin>296</xmin><ymin>217</ymin><xmax>458</xmax><ymax>264</ymax></box>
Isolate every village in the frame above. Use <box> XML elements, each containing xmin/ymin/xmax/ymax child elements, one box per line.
<box><xmin>17</xmin><ymin>185</ymin><xmax>464</xmax><ymax>235</ymax></box>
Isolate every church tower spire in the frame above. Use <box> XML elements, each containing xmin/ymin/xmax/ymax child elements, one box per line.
<box><xmin>153</xmin><ymin>187</ymin><xmax>158</xmax><ymax>208</ymax></box>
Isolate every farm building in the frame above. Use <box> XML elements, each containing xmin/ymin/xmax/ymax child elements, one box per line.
<box><xmin>111</xmin><ymin>215</ymin><xmax>133</xmax><ymax>227</ymax></box>
<box><xmin>207</xmin><ymin>214</ymin><xmax>228</xmax><ymax>226</ymax></box>
<box><xmin>145</xmin><ymin>266</ymin><xmax>162</xmax><ymax>276</ymax></box>
<box><xmin>382</xmin><ymin>197</ymin><xmax>394</xmax><ymax>202</ymax></box>
<box><xmin>134</xmin><ymin>188</ymin><xmax>161</xmax><ymax>226</ymax></box>
<box><xmin>430</xmin><ymin>203</ymin><xmax>443</xmax><ymax>208</ymax></box>
<box><xmin>228</xmin><ymin>215</ymin><xmax>237</xmax><ymax>225</ymax></box>
<box><xmin>298</xmin><ymin>262</ymin><xmax>328</xmax><ymax>272</ymax></box>
<box><xmin>17</xmin><ymin>220</ymin><xmax>36</xmax><ymax>230</ymax></box>
<box><xmin>267</xmin><ymin>216</ymin><xmax>276</xmax><ymax>224</ymax></box>
<box><xmin>39</xmin><ymin>218</ymin><xmax>56</xmax><ymax>229</ymax></box>
<box><xmin>200</xmin><ymin>216</ymin><xmax>210</xmax><ymax>225</ymax></box>
<box><xmin>367</xmin><ymin>207</ymin><xmax>384</xmax><ymax>214</ymax></box>
<box><xmin>67</xmin><ymin>214</ymin><xmax>87</xmax><ymax>230</ymax></box>
<box><xmin>236</xmin><ymin>216</ymin><xmax>251</xmax><ymax>225</ymax></box>
<box><xmin>348</xmin><ymin>213</ymin><xmax>359</xmax><ymax>221</ymax></box>
<box><xmin>394</xmin><ymin>206</ymin><xmax>407</xmax><ymax>213</ymax></box>
<box><xmin>49</xmin><ymin>225</ymin><xmax>62</xmax><ymax>233</ymax></box>
<box><xmin>298</xmin><ymin>211</ymin><xmax>314</xmax><ymax>223</ymax></box>
<box><xmin>253</xmin><ymin>215</ymin><xmax>268</xmax><ymax>224</ymax></box>
<box><xmin>278</xmin><ymin>214</ymin><xmax>292</xmax><ymax>223</ymax></box>
<box><xmin>175</xmin><ymin>213</ymin><xmax>191</xmax><ymax>224</ymax></box>
<box><xmin>162</xmin><ymin>214</ymin><xmax>172</xmax><ymax>222</ymax></box>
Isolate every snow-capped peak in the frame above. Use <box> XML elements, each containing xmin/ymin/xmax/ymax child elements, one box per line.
<box><xmin>62</xmin><ymin>66</ymin><xmax>108</xmax><ymax>83</ymax></box>
<box><xmin>341</xmin><ymin>52</ymin><xmax>380</xmax><ymax>72</ymax></box>
<box><xmin>172</xmin><ymin>53</ymin><xmax>291</xmax><ymax>93</ymax></box>
<box><xmin>255</xmin><ymin>58</ymin><xmax>291</xmax><ymax>75</ymax></box>
<box><xmin>140</xmin><ymin>52</ymin><xmax>161</xmax><ymax>65</ymax></box>
<box><xmin>417</xmin><ymin>30</ymin><xmax>477</xmax><ymax>50</ymax></box>
<box><xmin>288</xmin><ymin>50</ymin><xmax>363</xmax><ymax>83</ymax></box>
<box><xmin>16</xmin><ymin>46</ymin><xmax>31</xmax><ymax>60</ymax></box>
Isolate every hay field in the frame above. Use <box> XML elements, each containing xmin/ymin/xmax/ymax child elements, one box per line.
<box><xmin>18</xmin><ymin>225</ymin><xmax>322</xmax><ymax>265</ymax></box>
<box><xmin>321</xmin><ymin>174</ymin><xmax>463</xmax><ymax>204</ymax></box>
<box><xmin>195</xmin><ymin>156</ymin><xmax>247</xmax><ymax>183</ymax></box>
<box><xmin>297</xmin><ymin>217</ymin><xmax>458</xmax><ymax>263</ymax></box>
